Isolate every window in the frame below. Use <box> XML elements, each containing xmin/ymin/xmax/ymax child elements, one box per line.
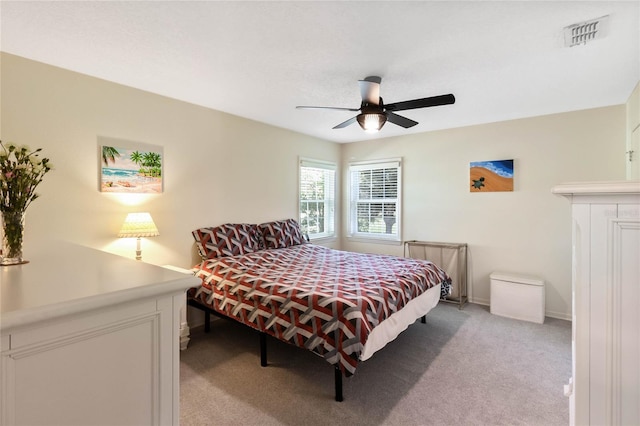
<box><xmin>348</xmin><ymin>159</ymin><xmax>401</xmax><ymax>241</ymax></box>
<box><xmin>299</xmin><ymin>158</ymin><xmax>336</xmax><ymax>240</ymax></box>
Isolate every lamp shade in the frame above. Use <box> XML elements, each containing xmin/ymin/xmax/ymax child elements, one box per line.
<box><xmin>118</xmin><ymin>212</ymin><xmax>160</xmax><ymax>238</ymax></box>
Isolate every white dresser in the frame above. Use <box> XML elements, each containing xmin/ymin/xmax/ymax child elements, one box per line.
<box><xmin>0</xmin><ymin>241</ymin><xmax>200</xmax><ymax>425</ymax></box>
<box><xmin>553</xmin><ymin>181</ymin><xmax>640</xmax><ymax>426</ymax></box>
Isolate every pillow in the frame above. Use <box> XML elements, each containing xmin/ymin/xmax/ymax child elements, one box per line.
<box><xmin>192</xmin><ymin>223</ymin><xmax>264</xmax><ymax>259</ymax></box>
<box><xmin>259</xmin><ymin>218</ymin><xmax>306</xmax><ymax>249</ymax></box>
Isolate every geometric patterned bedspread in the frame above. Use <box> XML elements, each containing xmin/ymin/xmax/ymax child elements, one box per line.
<box><xmin>190</xmin><ymin>244</ymin><xmax>451</xmax><ymax>376</ymax></box>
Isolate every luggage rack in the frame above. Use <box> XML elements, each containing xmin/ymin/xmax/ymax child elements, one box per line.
<box><xmin>404</xmin><ymin>240</ymin><xmax>468</xmax><ymax>309</ymax></box>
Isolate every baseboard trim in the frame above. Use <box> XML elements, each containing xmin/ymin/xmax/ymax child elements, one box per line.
<box><xmin>545</xmin><ymin>310</ymin><xmax>571</xmax><ymax>321</ymax></box>
<box><xmin>471</xmin><ymin>297</ymin><xmax>489</xmax><ymax>307</ymax></box>
<box><xmin>470</xmin><ymin>297</ymin><xmax>571</xmax><ymax>322</ymax></box>
<box><xmin>186</xmin><ymin>305</ymin><xmax>218</xmax><ymax>329</ymax></box>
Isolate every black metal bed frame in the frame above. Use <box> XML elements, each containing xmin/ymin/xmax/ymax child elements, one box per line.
<box><xmin>187</xmin><ymin>298</ymin><xmax>426</xmax><ymax>402</ymax></box>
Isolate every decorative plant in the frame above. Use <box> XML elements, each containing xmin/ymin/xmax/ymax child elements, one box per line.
<box><xmin>0</xmin><ymin>140</ymin><xmax>52</xmax><ymax>261</ymax></box>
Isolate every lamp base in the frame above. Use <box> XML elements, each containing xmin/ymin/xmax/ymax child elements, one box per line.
<box><xmin>135</xmin><ymin>237</ymin><xmax>142</xmax><ymax>261</ymax></box>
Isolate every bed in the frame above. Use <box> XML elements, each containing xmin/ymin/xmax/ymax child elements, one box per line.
<box><xmin>188</xmin><ymin>219</ymin><xmax>451</xmax><ymax>401</ymax></box>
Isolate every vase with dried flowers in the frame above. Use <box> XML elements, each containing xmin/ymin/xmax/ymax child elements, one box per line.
<box><xmin>0</xmin><ymin>141</ymin><xmax>52</xmax><ymax>265</ymax></box>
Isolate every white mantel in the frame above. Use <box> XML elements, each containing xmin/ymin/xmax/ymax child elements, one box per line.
<box><xmin>552</xmin><ymin>180</ymin><xmax>640</xmax><ymax>426</ymax></box>
<box><xmin>552</xmin><ymin>179</ymin><xmax>640</xmax><ymax>200</ymax></box>
<box><xmin>1</xmin><ymin>241</ymin><xmax>200</xmax><ymax>425</ymax></box>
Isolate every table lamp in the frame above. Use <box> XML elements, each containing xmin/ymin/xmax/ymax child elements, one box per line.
<box><xmin>117</xmin><ymin>212</ymin><xmax>159</xmax><ymax>261</ymax></box>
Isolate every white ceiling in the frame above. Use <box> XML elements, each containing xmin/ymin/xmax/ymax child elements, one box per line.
<box><xmin>1</xmin><ymin>1</ymin><xmax>639</xmax><ymax>143</ymax></box>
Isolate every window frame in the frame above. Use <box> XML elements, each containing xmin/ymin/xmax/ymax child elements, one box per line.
<box><xmin>347</xmin><ymin>158</ymin><xmax>402</xmax><ymax>243</ymax></box>
<box><xmin>298</xmin><ymin>157</ymin><xmax>337</xmax><ymax>241</ymax></box>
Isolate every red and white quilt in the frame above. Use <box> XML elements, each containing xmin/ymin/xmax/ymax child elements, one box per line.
<box><xmin>190</xmin><ymin>244</ymin><xmax>450</xmax><ymax>375</ymax></box>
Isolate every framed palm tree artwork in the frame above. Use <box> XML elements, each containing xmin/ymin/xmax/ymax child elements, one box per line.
<box><xmin>99</xmin><ymin>137</ymin><xmax>163</xmax><ymax>193</ymax></box>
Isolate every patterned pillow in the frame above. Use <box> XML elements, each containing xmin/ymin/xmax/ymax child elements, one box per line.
<box><xmin>259</xmin><ymin>219</ymin><xmax>306</xmax><ymax>249</ymax></box>
<box><xmin>192</xmin><ymin>223</ymin><xmax>264</xmax><ymax>259</ymax></box>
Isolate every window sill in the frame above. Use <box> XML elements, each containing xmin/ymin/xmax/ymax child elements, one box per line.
<box><xmin>345</xmin><ymin>236</ymin><xmax>402</xmax><ymax>246</ymax></box>
<box><xmin>309</xmin><ymin>235</ymin><xmax>338</xmax><ymax>244</ymax></box>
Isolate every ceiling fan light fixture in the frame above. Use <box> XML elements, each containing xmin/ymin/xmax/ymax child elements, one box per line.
<box><xmin>297</xmin><ymin>76</ymin><xmax>455</xmax><ymax>132</ymax></box>
<box><xmin>357</xmin><ymin>112</ymin><xmax>387</xmax><ymax>132</ymax></box>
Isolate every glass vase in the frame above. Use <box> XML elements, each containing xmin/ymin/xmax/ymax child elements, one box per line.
<box><xmin>1</xmin><ymin>211</ymin><xmax>26</xmax><ymax>265</ymax></box>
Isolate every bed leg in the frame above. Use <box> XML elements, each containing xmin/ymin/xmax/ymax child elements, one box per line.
<box><xmin>334</xmin><ymin>366</ymin><xmax>343</xmax><ymax>402</ymax></box>
<box><xmin>421</xmin><ymin>315</ymin><xmax>426</xmax><ymax>324</ymax></box>
<box><xmin>204</xmin><ymin>311</ymin><xmax>211</xmax><ymax>333</ymax></box>
<box><xmin>260</xmin><ymin>332</ymin><xmax>267</xmax><ymax>367</ymax></box>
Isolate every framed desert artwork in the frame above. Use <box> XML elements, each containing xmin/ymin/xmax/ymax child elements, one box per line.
<box><xmin>99</xmin><ymin>137</ymin><xmax>163</xmax><ymax>193</ymax></box>
<box><xmin>470</xmin><ymin>160</ymin><xmax>514</xmax><ymax>192</ymax></box>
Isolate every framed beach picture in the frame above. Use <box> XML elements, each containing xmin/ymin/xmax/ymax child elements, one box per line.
<box><xmin>98</xmin><ymin>137</ymin><xmax>163</xmax><ymax>193</ymax></box>
<box><xmin>470</xmin><ymin>159</ymin><xmax>514</xmax><ymax>192</ymax></box>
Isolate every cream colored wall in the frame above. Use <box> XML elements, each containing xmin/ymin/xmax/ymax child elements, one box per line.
<box><xmin>1</xmin><ymin>53</ymin><xmax>340</xmax><ymax>269</ymax></box>
<box><xmin>627</xmin><ymin>81</ymin><xmax>640</xmax><ymax>179</ymax></box>
<box><xmin>341</xmin><ymin>107</ymin><xmax>626</xmax><ymax>319</ymax></box>
<box><xmin>2</xmin><ymin>53</ymin><xmax>628</xmax><ymax>320</ymax></box>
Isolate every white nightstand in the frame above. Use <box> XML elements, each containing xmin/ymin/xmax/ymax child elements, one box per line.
<box><xmin>162</xmin><ymin>265</ymin><xmax>196</xmax><ymax>350</ymax></box>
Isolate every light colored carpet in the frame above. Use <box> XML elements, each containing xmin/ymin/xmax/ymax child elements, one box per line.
<box><xmin>180</xmin><ymin>303</ymin><xmax>571</xmax><ymax>425</ymax></box>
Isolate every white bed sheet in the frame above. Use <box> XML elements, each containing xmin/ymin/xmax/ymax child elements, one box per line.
<box><xmin>360</xmin><ymin>283</ymin><xmax>441</xmax><ymax>361</ymax></box>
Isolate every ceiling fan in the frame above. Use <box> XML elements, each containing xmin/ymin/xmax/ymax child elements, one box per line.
<box><xmin>296</xmin><ymin>76</ymin><xmax>455</xmax><ymax>133</ymax></box>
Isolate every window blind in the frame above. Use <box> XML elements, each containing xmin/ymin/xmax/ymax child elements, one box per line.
<box><xmin>349</xmin><ymin>158</ymin><xmax>401</xmax><ymax>240</ymax></box>
<box><xmin>299</xmin><ymin>158</ymin><xmax>336</xmax><ymax>239</ymax></box>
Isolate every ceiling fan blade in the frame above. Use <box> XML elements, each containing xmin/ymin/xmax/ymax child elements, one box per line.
<box><xmin>385</xmin><ymin>94</ymin><xmax>455</xmax><ymax>112</ymax></box>
<box><xmin>296</xmin><ymin>106</ymin><xmax>360</xmax><ymax>111</ymax></box>
<box><xmin>333</xmin><ymin>116</ymin><xmax>358</xmax><ymax>129</ymax></box>
<box><xmin>386</xmin><ymin>111</ymin><xmax>418</xmax><ymax>128</ymax></box>
<box><xmin>359</xmin><ymin>77</ymin><xmax>381</xmax><ymax>105</ymax></box>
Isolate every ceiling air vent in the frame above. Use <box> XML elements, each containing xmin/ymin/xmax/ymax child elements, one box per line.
<box><xmin>564</xmin><ymin>15</ymin><xmax>609</xmax><ymax>47</ymax></box>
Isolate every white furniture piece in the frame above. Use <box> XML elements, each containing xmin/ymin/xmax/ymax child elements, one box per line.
<box><xmin>489</xmin><ymin>272</ymin><xmax>545</xmax><ymax>324</ymax></box>
<box><xmin>553</xmin><ymin>180</ymin><xmax>640</xmax><ymax>426</ymax></box>
<box><xmin>0</xmin><ymin>241</ymin><xmax>200</xmax><ymax>426</ymax></box>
